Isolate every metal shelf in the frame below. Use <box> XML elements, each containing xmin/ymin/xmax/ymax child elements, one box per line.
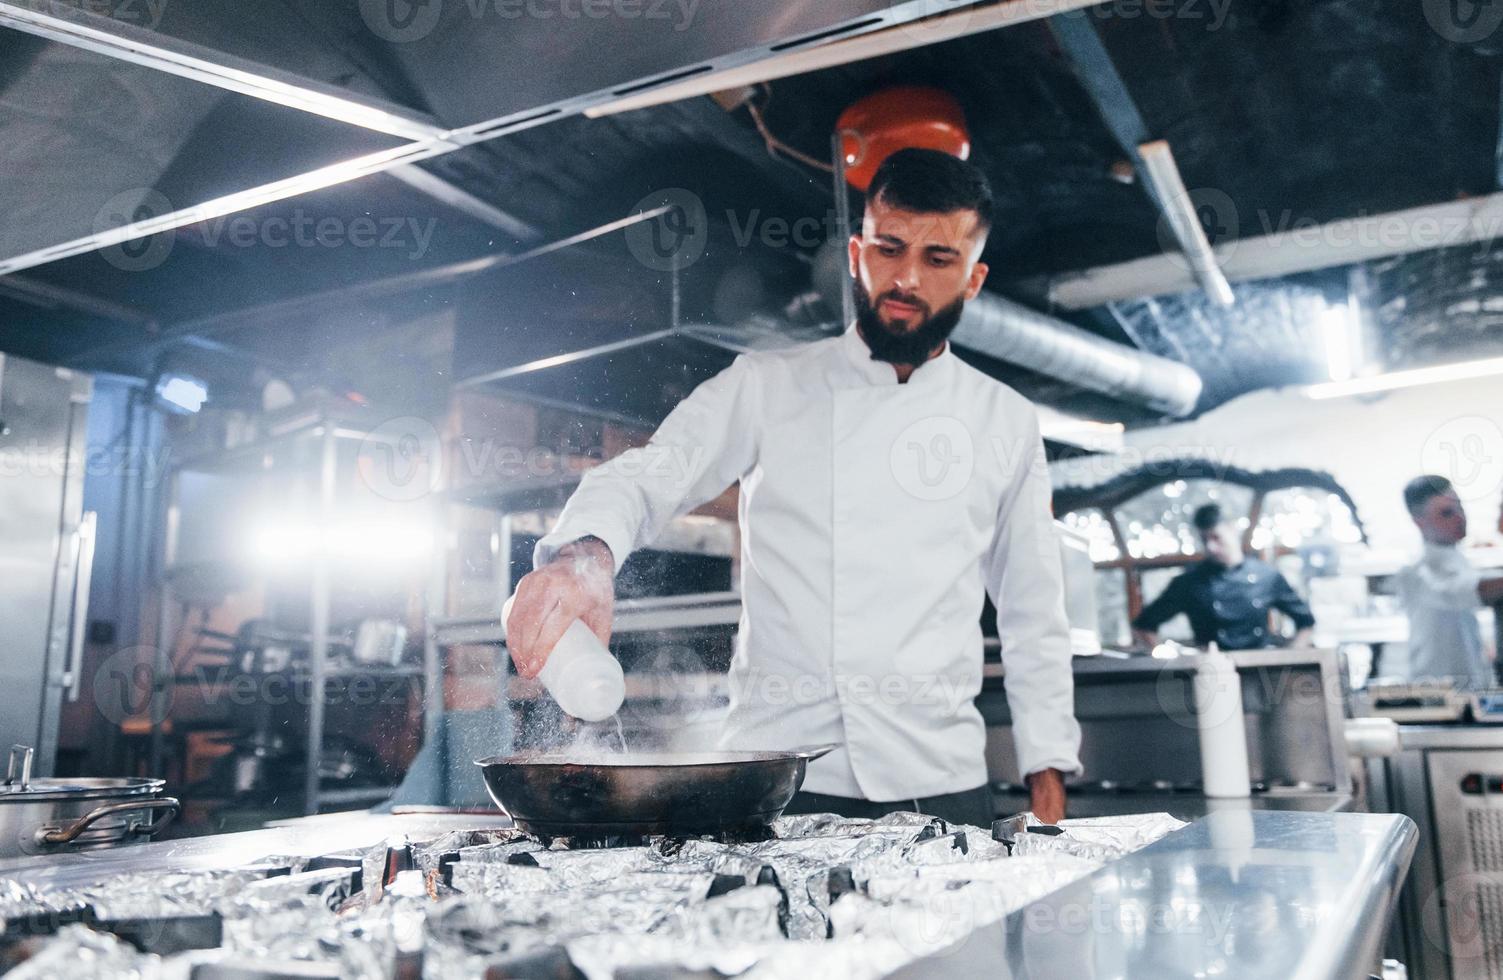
<box><xmin>151</xmin><ymin>410</ymin><xmax>446</xmax><ymax>816</ymax></box>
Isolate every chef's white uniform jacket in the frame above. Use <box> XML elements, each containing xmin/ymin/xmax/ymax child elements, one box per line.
<box><xmin>1396</xmin><ymin>543</ymin><xmax>1492</xmax><ymax>690</ymax></box>
<box><xmin>535</xmin><ymin>323</ymin><xmax>1083</xmax><ymax>800</ymax></box>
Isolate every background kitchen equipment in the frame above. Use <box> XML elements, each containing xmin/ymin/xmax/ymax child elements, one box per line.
<box><xmin>476</xmin><ymin>745</ymin><xmax>836</xmax><ymax>841</ymax></box>
<box><xmin>0</xmin><ymin>354</ymin><xmax>95</xmax><ymax>777</ymax></box>
<box><xmin>0</xmin><ymin>746</ymin><xmax>177</xmax><ymax>858</ymax></box>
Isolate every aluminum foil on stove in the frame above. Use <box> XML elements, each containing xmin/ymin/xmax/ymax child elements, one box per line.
<box><xmin>688</xmin><ymin>831</ymin><xmax>917</xmax><ymax>940</ymax></box>
<box><xmin>220</xmin><ymin>889</ymin><xmax>342</xmax><ymax>968</ymax></box>
<box><xmin>359</xmin><ymin>837</ymin><xmax>411</xmax><ymax>907</ymax></box>
<box><xmin>48</xmin><ymin>868</ymin><xmax>266</xmax><ymax>920</ymax></box>
<box><xmin>410</xmin><ymin>829</ymin><xmax>526</xmax><ymax>875</ymax></box>
<box><xmin>6</xmin><ymin>923</ymin><xmax>162</xmax><ymax>980</ymax></box>
<box><xmin>446</xmin><ymin>861</ymin><xmax>555</xmax><ymax>897</ymax></box>
<box><xmin>1010</xmin><ymin>832</ymin><xmax>1126</xmax><ymax>862</ymax></box>
<box><xmin>564</xmin><ymin>933</ymin><xmax>764</xmax><ymax>980</ymax></box>
<box><xmin>504</xmin><ymin>846</ymin><xmax>662</xmax><ymax>888</ymax></box>
<box><xmin>450</xmin><ymin>837</ymin><xmax>543</xmax><ymax>865</ymax></box>
<box><xmin>217</xmin><ymin>867</ymin><xmax>429</xmax><ymax>977</ymax></box>
<box><xmin>651</xmin><ymin>883</ymin><xmax>783</xmax><ymax>945</ymax></box>
<box><xmin>772</xmin><ymin>811</ymin><xmax>948</xmax><ymax>840</ymax></box>
<box><xmin>0</xmin><ymin>877</ymin><xmax>85</xmax><ymax>935</ymax></box>
<box><xmin>421</xmin><ymin>895</ymin><xmax>570</xmax><ymax>978</ymax></box>
<box><xmin>1058</xmin><ymin>812</ymin><xmax>1188</xmax><ymax>850</ymax></box>
<box><xmin>566</xmin><ymin>933</ymin><xmax>921</xmax><ymax>980</ymax></box>
<box><xmin>1009</xmin><ymin>812</ymin><xmax>1187</xmax><ymax>862</ymax></box>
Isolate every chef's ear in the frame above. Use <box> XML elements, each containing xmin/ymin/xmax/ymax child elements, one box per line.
<box><xmin>848</xmin><ymin>233</ymin><xmax>862</xmax><ymax>279</ymax></box>
<box><xmin>964</xmin><ymin>260</ymin><xmax>990</xmax><ymax>300</ymax></box>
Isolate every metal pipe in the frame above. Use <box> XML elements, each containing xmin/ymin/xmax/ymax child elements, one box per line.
<box><xmin>456</xmin><ymin>328</ymin><xmax>681</xmax><ymax>388</ymax></box>
<box><xmin>69</xmin><ymin>205</ymin><xmax>671</xmax><ymax>369</ymax></box>
<box><xmin>1136</xmin><ymin>141</ymin><xmax>1235</xmax><ymax>308</ymax></box>
<box><xmin>813</xmin><ymin>240</ymin><xmax>1203</xmax><ymax>416</ymax></box>
<box><xmin>832</xmin><ymin>132</ymin><xmax>854</xmax><ymax>329</ymax></box>
<box><xmin>304</xmin><ymin>424</ymin><xmax>338</xmax><ymax>815</ymax></box>
<box><xmin>952</xmin><ymin>292</ymin><xmax>1204</xmax><ymax>416</ymax></box>
<box><xmin>422</xmin><ymin>495</ymin><xmax>447</xmax><ymax>752</ymax></box>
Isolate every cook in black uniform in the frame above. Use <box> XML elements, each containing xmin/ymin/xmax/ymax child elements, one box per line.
<box><xmin>1131</xmin><ymin>503</ymin><xmax>1315</xmax><ymax>651</ymax></box>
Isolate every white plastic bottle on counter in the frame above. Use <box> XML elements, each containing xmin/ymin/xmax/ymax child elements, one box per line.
<box><xmin>1195</xmin><ymin>643</ymin><xmax>1251</xmax><ymax>798</ymax></box>
<box><xmin>502</xmin><ymin>594</ymin><xmax>625</xmax><ymax>723</ymax></box>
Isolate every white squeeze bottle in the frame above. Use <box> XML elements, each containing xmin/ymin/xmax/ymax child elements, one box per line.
<box><xmin>502</xmin><ymin>593</ymin><xmax>625</xmax><ymax>723</ymax></box>
<box><xmin>1195</xmin><ymin>643</ymin><xmax>1251</xmax><ymax>798</ymax></box>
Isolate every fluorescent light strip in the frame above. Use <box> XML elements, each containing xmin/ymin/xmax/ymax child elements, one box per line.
<box><xmin>587</xmin><ymin>0</ymin><xmax>1109</xmax><ymax>118</ymax></box>
<box><xmin>1305</xmin><ymin>355</ymin><xmax>1503</xmax><ymax>399</ymax></box>
<box><xmin>1320</xmin><ymin>305</ymin><xmax>1354</xmax><ymax>382</ymax></box>
<box><xmin>0</xmin><ymin>141</ymin><xmax>452</xmax><ymax>276</ymax></box>
<box><xmin>0</xmin><ymin>0</ymin><xmax>1101</xmax><ymax>277</ymax></box>
<box><xmin>0</xmin><ymin>0</ymin><xmax>446</xmax><ymax>141</ymax></box>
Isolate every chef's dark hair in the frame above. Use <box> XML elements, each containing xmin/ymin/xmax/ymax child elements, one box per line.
<box><xmin>866</xmin><ymin>148</ymin><xmax>994</xmax><ymax>234</ymax></box>
<box><xmin>1192</xmin><ymin>504</ymin><xmax>1224</xmax><ymax>532</ymax></box>
<box><xmin>1403</xmin><ymin>474</ymin><xmax>1455</xmax><ymax>516</ymax></box>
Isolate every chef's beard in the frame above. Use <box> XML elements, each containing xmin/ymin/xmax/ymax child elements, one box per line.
<box><xmin>853</xmin><ymin>279</ymin><xmax>966</xmax><ymax>367</ymax></box>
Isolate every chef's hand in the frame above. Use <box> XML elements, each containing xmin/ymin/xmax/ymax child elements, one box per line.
<box><xmin>506</xmin><ymin>536</ymin><xmax>615</xmax><ymax>679</ymax></box>
<box><xmin>1291</xmin><ymin>628</ymin><xmax>1313</xmax><ymax>648</ymax></box>
<box><xmin>1027</xmin><ymin>768</ymin><xmax>1067</xmax><ymax>825</ymax></box>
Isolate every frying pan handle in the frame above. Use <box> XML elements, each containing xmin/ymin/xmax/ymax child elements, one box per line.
<box><xmin>791</xmin><ymin>743</ymin><xmax>839</xmax><ymax>761</ymax></box>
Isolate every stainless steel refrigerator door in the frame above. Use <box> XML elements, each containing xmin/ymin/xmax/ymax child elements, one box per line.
<box><xmin>0</xmin><ymin>354</ymin><xmax>92</xmax><ymax>775</ymax></box>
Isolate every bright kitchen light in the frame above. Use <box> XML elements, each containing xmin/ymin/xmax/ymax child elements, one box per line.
<box><xmin>249</xmin><ymin>515</ymin><xmax>436</xmax><ymax>569</ymax></box>
<box><xmin>1319</xmin><ymin>302</ymin><xmax>1357</xmax><ymax>382</ymax></box>
<box><xmin>1036</xmin><ymin>406</ymin><xmax>1127</xmax><ymax>453</ymax></box>
<box><xmin>1305</xmin><ymin>354</ymin><xmax>1503</xmax><ymax>400</ymax></box>
<box><xmin>155</xmin><ymin>374</ymin><xmax>208</xmax><ymax>414</ymax></box>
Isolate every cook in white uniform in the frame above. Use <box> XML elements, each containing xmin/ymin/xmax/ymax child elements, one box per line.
<box><xmin>507</xmin><ymin>149</ymin><xmax>1082</xmax><ymax>824</ymax></box>
<box><xmin>1395</xmin><ymin>475</ymin><xmax>1503</xmax><ymax>690</ymax></box>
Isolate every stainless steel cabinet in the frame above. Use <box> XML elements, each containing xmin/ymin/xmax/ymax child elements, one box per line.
<box><xmin>0</xmin><ymin>354</ymin><xmax>93</xmax><ymax>775</ymax></box>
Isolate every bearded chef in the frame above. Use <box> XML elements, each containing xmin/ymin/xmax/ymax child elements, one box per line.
<box><xmin>507</xmin><ymin>148</ymin><xmax>1082</xmax><ymax>825</ymax></box>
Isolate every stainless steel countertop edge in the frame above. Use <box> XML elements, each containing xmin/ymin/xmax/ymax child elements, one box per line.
<box><xmin>887</xmin><ymin>809</ymin><xmax>1418</xmax><ymax>980</ymax></box>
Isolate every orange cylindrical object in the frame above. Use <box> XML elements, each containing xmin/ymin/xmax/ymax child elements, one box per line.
<box><xmin>836</xmin><ymin>86</ymin><xmax>971</xmax><ymax>192</ymax></box>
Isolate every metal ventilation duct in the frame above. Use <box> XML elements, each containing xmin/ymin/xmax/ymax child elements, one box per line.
<box><xmin>810</xmin><ymin>241</ymin><xmax>1203</xmax><ymax>416</ymax></box>
<box><xmin>952</xmin><ymin>292</ymin><xmax>1204</xmax><ymax>417</ymax></box>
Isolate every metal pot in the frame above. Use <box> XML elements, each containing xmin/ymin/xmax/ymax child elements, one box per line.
<box><xmin>0</xmin><ymin>746</ymin><xmax>179</xmax><ymax>859</ymax></box>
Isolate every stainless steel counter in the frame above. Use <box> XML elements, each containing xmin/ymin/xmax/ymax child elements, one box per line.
<box><xmin>0</xmin><ymin>810</ymin><xmax>1415</xmax><ymax>979</ymax></box>
<box><xmin>892</xmin><ymin>809</ymin><xmax>1417</xmax><ymax>980</ymax></box>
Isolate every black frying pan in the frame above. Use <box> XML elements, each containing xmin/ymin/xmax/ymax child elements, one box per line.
<box><xmin>475</xmin><ymin>745</ymin><xmax>837</xmax><ymax>840</ymax></box>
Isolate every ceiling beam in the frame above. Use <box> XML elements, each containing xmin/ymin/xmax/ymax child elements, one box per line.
<box><xmin>0</xmin><ymin>0</ymin><xmax>1098</xmax><ymax>279</ymax></box>
<box><xmin>0</xmin><ymin>274</ymin><xmax>158</xmax><ymax>327</ymax></box>
<box><xmin>1046</xmin><ymin>190</ymin><xmax>1503</xmax><ymax>309</ymax></box>
<box><xmin>67</xmin><ymin>206</ymin><xmax>672</xmax><ymax>368</ymax></box>
<box><xmin>0</xmin><ymin>0</ymin><xmax>439</xmax><ymax>139</ymax></box>
<box><xmin>0</xmin><ymin>0</ymin><xmax>541</xmax><ymax>239</ymax></box>
<box><xmin>387</xmin><ymin>164</ymin><xmax>539</xmax><ymax>242</ymax></box>
<box><xmin>1047</xmin><ymin>10</ymin><xmax>1232</xmax><ymax>307</ymax></box>
<box><xmin>587</xmin><ymin>0</ymin><xmax>1108</xmax><ymax>117</ymax></box>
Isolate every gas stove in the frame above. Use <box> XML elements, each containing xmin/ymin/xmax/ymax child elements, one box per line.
<box><xmin>0</xmin><ymin>810</ymin><xmax>1185</xmax><ymax>978</ymax></box>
